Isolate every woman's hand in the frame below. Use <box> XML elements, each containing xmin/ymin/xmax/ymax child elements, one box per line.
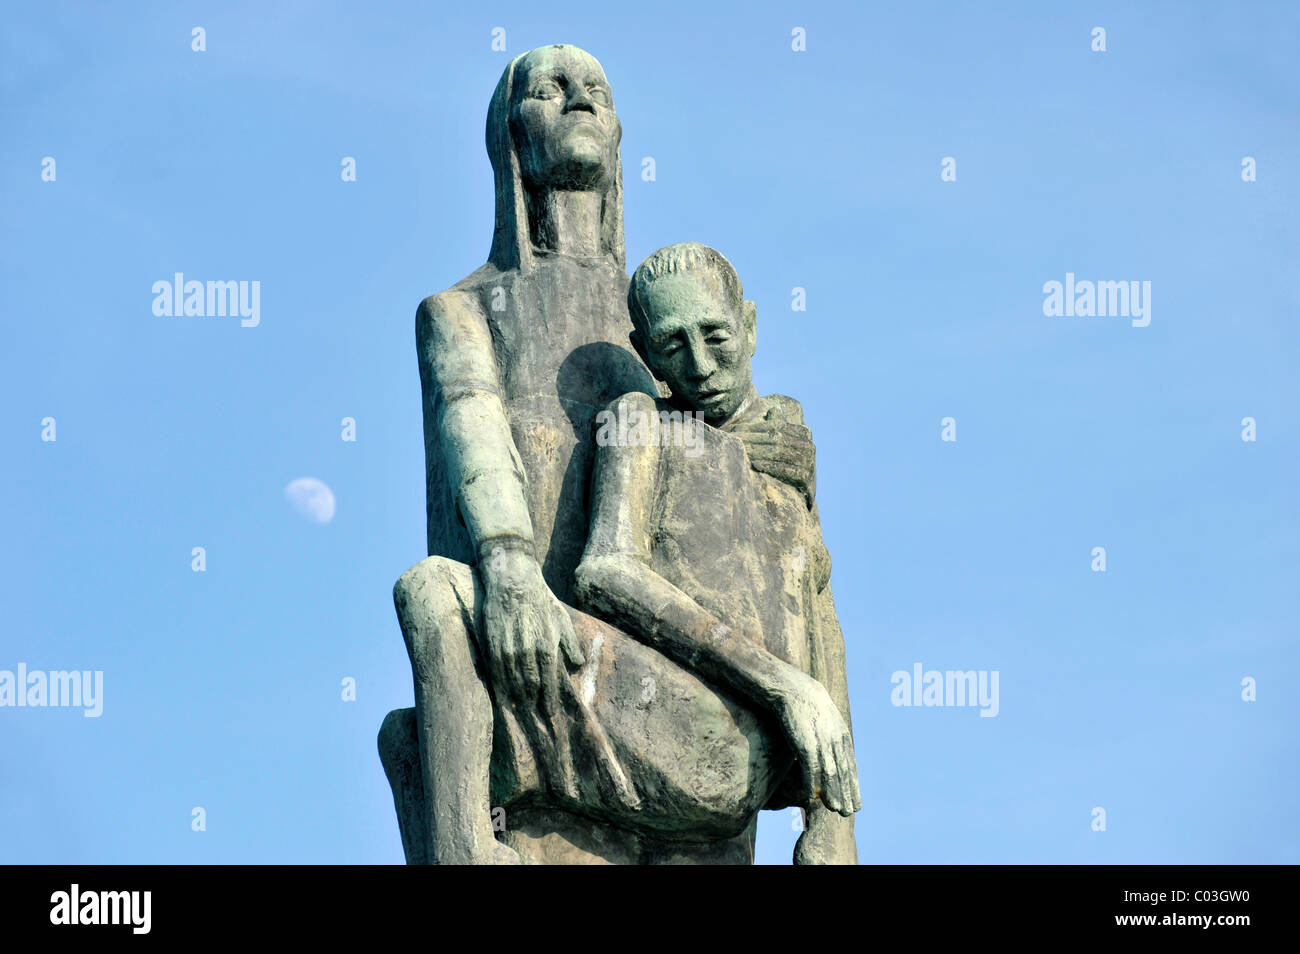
<box><xmin>479</xmin><ymin>544</ymin><xmax>587</xmax><ymax>795</ymax></box>
<box><xmin>730</xmin><ymin>415</ymin><xmax>816</xmax><ymax>506</ymax></box>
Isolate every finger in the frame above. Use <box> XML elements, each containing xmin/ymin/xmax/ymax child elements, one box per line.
<box><xmin>789</xmin><ymin>751</ymin><xmax>812</xmax><ymax>805</ymax></box>
<box><xmin>536</xmin><ymin>628</ymin><xmax>559</xmax><ymax>717</ymax></box>
<box><xmin>821</xmin><ymin>741</ymin><xmax>843</xmax><ymax>815</ymax></box>
<box><xmin>739</xmin><ymin>445</ymin><xmax>793</xmax><ymax>461</ymax></box>
<box><xmin>555</xmin><ymin>606</ymin><xmax>585</xmax><ymax>668</ymax></box>
<box><xmin>727</xmin><ymin>426</ymin><xmax>775</xmax><ymax>439</ymax></box>
<box><xmin>538</xmin><ymin>651</ymin><xmax>579</xmax><ymax>799</ymax></box>
<box><xmin>728</xmin><ymin>417</ymin><xmax>804</xmax><ymax>431</ymax></box>
<box><xmin>750</xmin><ymin>461</ymin><xmax>802</xmax><ymax>479</ymax></box>
<box><xmin>842</xmin><ymin>735</ymin><xmax>862</xmax><ymax>811</ymax></box>
<box><xmin>523</xmin><ymin>706</ymin><xmax>566</xmax><ymax>794</ymax></box>
<box><xmin>830</xmin><ymin>738</ymin><xmax>851</xmax><ymax>816</ymax></box>
<box><xmin>510</xmin><ymin>638</ymin><xmax>556</xmax><ymax>758</ymax></box>
<box><xmin>742</xmin><ymin>454</ymin><xmax>785</xmax><ymax>471</ymax></box>
<box><xmin>731</xmin><ymin>433</ymin><xmax>808</xmax><ymax>448</ymax></box>
<box><xmin>802</xmin><ymin>746</ymin><xmax>823</xmax><ymax>807</ymax></box>
<box><xmin>731</xmin><ymin>422</ymin><xmax>811</xmax><ymax>440</ymax></box>
<box><xmin>513</xmin><ymin>615</ymin><xmax>542</xmax><ymax>703</ymax></box>
<box><xmin>538</xmin><ymin>645</ymin><xmax>562</xmax><ymax>721</ymax></box>
<box><xmin>740</xmin><ymin>424</ymin><xmax>811</xmax><ymax>439</ymax></box>
<box><xmin>832</xmin><ymin>737</ymin><xmax>851</xmax><ymax>814</ymax></box>
<box><xmin>728</xmin><ymin>426</ymin><xmax>790</xmax><ymax>441</ymax></box>
<box><xmin>744</xmin><ymin>446</ymin><xmax>813</xmax><ymax>462</ymax></box>
<box><xmin>535</xmin><ymin>622</ymin><xmax>566</xmax><ymax>745</ymax></box>
<box><xmin>821</xmin><ymin>729</ymin><xmax>845</xmax><ymax>814</ymax></box>
<box><xmin>741</xmin><ymin>447</ymin><xmax>811</xmax><ymax>468</ymax></box>
<box><xmin>479</xmin><ymin>608</ymin><xmax>503</xmax><ymax>691</ymax></box>
<box><xmin>800</xmin><ymin>763</ymin><xmax>818</xmax><ymax>807</ymax></box>
<box><xmin>490</xmin><ymin>610</ymin><xmax>520</xmax><ymax>704</ymax></box>
<box><xmin>749</xmin><ymin>459</ymin><xmax>801</xmax><ymax>483</ymax></box>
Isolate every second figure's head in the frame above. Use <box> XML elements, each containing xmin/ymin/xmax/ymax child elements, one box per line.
<box><xmin>628</xmin><ymin>243</ymin><xmax>757</xmax><ymax>426</ymax></box>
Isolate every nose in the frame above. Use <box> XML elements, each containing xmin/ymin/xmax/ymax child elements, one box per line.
<box><xmin>684</xmin><ymin>337</ymin><xmax>718</xmax><ymax>382</ymax></box>
<box><xmin>565</xmin><ymin>86</ymin><xmax>597</xmax><ymax>115</ymax></box>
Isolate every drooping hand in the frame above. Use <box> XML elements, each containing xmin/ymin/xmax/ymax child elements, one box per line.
<box><xmin>478</xmin><ymin>543</ymin><xmax>586</xmax><ymax>797</ymax></box>
<box><xmin>774</xmin><ymin>669</ymin><xmax>861</xmax><ymax>817</ymax></box>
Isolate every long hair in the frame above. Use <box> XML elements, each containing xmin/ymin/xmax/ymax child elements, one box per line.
<box><xmin>485</xmin><ymin>48</ymin><xmax>625</xmax><ymax>274</ymax></box>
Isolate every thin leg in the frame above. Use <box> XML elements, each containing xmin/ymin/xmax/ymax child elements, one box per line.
<box><xmin>394</xmin><ymin>556</ymin><xmax>516</xmax><ymax>864</ymax></box>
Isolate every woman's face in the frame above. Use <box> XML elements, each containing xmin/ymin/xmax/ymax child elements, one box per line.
<box><xmin>511</xmin><ymin>45</ymin><xmax>620</xmax><ymax>192</ymax></box>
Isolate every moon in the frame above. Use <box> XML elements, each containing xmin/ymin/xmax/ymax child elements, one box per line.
<box><xmin>284</xmin><ymin>477</ymin><xmax>336</xmax><ymax>524</ymax></box>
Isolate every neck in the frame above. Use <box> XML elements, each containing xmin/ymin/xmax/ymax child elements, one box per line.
<box><xmin>529</xmin><ymin>188</ymin><xmax>604</xmax><ymax>258</ymax></box>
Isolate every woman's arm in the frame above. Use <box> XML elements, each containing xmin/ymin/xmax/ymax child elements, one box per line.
<box><xmin>418</xmin><ymin>290</ymin><xmax>585</xmax><ymax>791</ymax></box>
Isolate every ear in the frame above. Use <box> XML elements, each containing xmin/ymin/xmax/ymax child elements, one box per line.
<box><xmin>743</xmin><ymin>300</ymin><xmax>757</xmax><ymax>356</ymax></box>
<box><xmin>629</xmin><ymin>326</ymin><xmax>672</xmax><ymax>397</ymax></box>
<box><xmin>629</xmin><ymin>325</ymin><xmax>652</xmax><ymax>369</ymax></box>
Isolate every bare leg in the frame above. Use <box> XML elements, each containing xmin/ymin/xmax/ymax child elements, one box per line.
<box><xmin>394</xmin><ymin>556</ymin><xmax>516</xmax><ymax>864</ymax></box>
<box><xmin>795</xmin><ymin>802</ymin><xmax>859</xmax><ymax>864</ymax></box>
<box><xmin>377</xmin><ymin>707</ymin><xmax>429</xmax><ymax>864</ymax></box>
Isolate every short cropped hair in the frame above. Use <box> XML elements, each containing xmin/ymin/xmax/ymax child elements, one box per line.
<box><xmin>627</xmin><ymin>242</ymin><xmax>743</xmax><ymax>338</ymax></box>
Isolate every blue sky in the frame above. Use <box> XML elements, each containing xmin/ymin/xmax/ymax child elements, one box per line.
<box><xmin>2</xmin><ymin>1</ymin><xmax>1296</xmax><ymax>864</ymax></box>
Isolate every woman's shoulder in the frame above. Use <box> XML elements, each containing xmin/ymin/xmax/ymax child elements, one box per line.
<box><xmin>415</xmin><ymin>265</ymin><xmax>504</xmax><ymax>330</ymax></box>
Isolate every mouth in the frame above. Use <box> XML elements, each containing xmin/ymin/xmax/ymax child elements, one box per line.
<box><xmin>691</xmin><ymin>389</ymin><xmax>730</xmax><ymax>406</ymax></box>
<box><xmin>565</xmin><ymin>116</ymin><xmax>604</xmax><ymax>133</ymax></box>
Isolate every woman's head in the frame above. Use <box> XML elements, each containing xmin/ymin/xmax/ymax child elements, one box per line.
<box><xmin>486</xmin><ymin>44</ymin><xmax>625</xmax><ymax>272</ymax></box>
<box><xmin>511</xmin><ymin>45</ymin><xmax>620</xmax><ymax>192</ymax></box>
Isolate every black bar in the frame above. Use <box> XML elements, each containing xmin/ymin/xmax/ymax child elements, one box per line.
<box><xmin>2</xmin><ymin>864</ymin><xmax>1281</xmax><ymax>940</ymax></box>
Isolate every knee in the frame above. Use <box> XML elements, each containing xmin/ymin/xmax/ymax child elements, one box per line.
<box><xmin>393</xmin><ymin>556</ymin><xmax>472</xmax><ymax>665</ymax></box>
<box><xmin>377</xmin><ymin>707</ymin><xmax>418</xmax><ymax>774</ymax></box>
<box><xmin>394</xmin><ymin>556</ymin><xmax>465</xmax><ymax>614</ymax></box>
